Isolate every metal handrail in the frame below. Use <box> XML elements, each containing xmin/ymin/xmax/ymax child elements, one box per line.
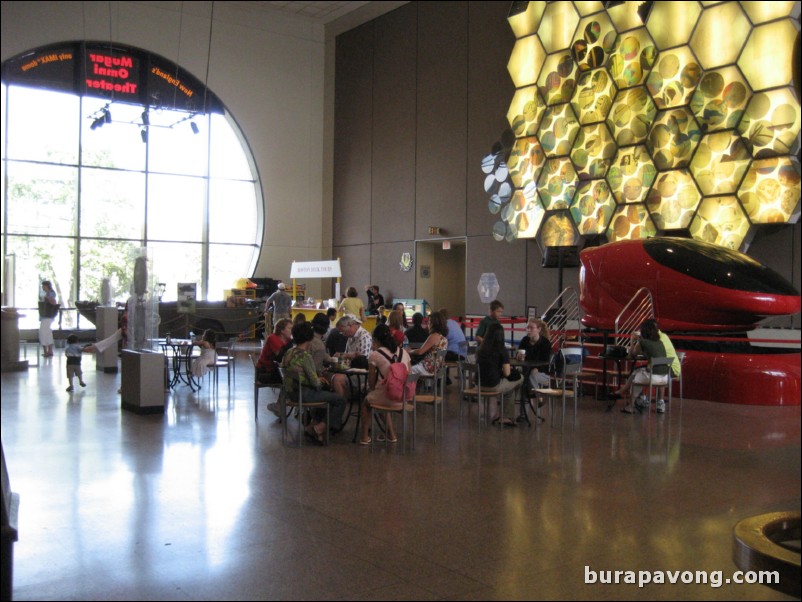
<box><xmin>614</xmin><ymin>287</ymin><xmax>654</xmax><ymax>347</ymax></box>
<box><xmin>541</xmin><ymin>287</ymin><xmax>582</xmax><ymax>350</ymax></box>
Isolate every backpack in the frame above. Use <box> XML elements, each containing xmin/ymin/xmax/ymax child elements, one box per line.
<box><xmin>377</xmin><ymin>349</ymin><xmax>415</xmax><ymax>402</ymax></box>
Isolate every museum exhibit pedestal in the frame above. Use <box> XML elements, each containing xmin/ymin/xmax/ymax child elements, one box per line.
<box><xmin>121</xmin><ymin>350</ymin><xmax>165</xmax><ymax>414</ymax></box>
<box><xmin>1</xmin><ymin>308</ymin><xmax>27</xmax><ymax>372</ymax></box>
<box><xmin>95</xmin><ymin>306</ymin><xmax>119</xmax><ymax>373</ymax></box>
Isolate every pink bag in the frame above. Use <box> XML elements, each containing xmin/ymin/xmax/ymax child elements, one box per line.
<box><xmin>378</xmin><ymin>349</ymin><xmax>415</xmax><ymax>402</ymax></box>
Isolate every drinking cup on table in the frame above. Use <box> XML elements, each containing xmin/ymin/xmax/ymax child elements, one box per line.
<box><xmin>516</xmin><ymin>349</ymin><xmax>525</xmax><ymax>361</ymax></box>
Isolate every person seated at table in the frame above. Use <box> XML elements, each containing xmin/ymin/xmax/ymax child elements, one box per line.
<box><xmin>309</xmin><ymin>313</ymin><xmax>337</xmax><ymax>374</ymax></box>
<box><xmin>282</xmin><ymin>322</ymin><xmax>347</xmax><ymax>445</ymax></box>
<box><xmin>338</xmin><ymin>286</ymin><xmax>366</xmax><ymax>323</ymax></box>
<box><xmin>404</xmin><ymin>312</ymin><xmax>429</xmax><ymax>346</ymax></box>
<box><xmin>409</xmin><ymin>311</ymin><xmax>448</xmax><ymax>376</ymax></box>
<box><xmin>329</xmin><ymin>314</ymin><xmax>373</xmax><ymax>402</ymax></box>
<box><xmin>611</xmin><ymin>319</ymin><xmax>670</xmax><ymax>414</ymax></box>
<box><xmin>518</xmin><ymin>318</ymin><xmax>553</xmax><ymax>392</ymax></box>
<box><xmin>475</xmin><ymin>300</ymin><xmax>504</xmax><ymax>345</ymax></box>
<box><xmin>256</xmin><ymin>318</ymin><xmax>293</xmax><ymax>386</ymax></box>
<box><xmin>191</xmin><ymin>329</ymin><xmax>218</xmax><ymax>379</ymax></box>
<box><xmin>477</xmin><ymin>322</ymin><xmax>522</xmax><ymax>427</ymax></box>
<box><xmin>358</xmin><ymin>324</ymin><xmax>412</xmax><ymax>445</ymax></box>
<box><xmin>440</xmin><ymin>307</ymin><xmax>467</xmax><ymax>362</ymax></box>
<box><xmin>293</xmin><ymin>312</ymin><xmax>307</xmax><ymax>326</ymax></box>
<box><xmin>392</xmin><ymin>302</ymin><xmax>408</xmax><ymax>328</ymax></box>
<box><xmin>387</xmin><ymin>309</ymin><xmax>407</xmax><ymax>348</ymax></box>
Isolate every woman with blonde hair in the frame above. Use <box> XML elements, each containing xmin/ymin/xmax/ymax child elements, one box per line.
<box><xmin>517</xmin><ymin>318</ymin><xmax>553</xmax><ymax>390</ymax></box>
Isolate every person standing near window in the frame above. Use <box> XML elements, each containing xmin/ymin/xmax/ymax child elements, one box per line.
<box><xmin>39</xmin><ymin>280</ymin><xmax>58</xmax><ymax>357</ymax></box>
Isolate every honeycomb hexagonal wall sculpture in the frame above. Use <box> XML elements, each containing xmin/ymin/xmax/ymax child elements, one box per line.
<box><xmin>484</xmin><ymin>1</ymin><xmax>802</xmax><ymax>253</ymax></box>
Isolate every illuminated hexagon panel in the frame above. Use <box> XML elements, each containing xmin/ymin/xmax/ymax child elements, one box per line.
<box><xmin>646</xmin><ymin>2</ymin><xmax>702</xmax><ymax>51</ymax></box>
<box><xmin>537</xmin><ymin>103</ymin><xmax>580</xmax><ymax>157</ymax></box>
<box><xmin>571</xmin><ymin>123</ymin><xmax>616</xmax><ymax>180</ymax></box>
<box><xmin>690</xmin><ymin>196</ymin><xmax>752</xmax><ymax>251</ymax></box>
<box><xmin>647</xmin><ymin>108</ymin><xmax>702</xmax><ymax>170</ymax></box>
<box><xmin>538</xmin><ymin>158</ymin><xmax>578</xmax><ymax>209</ymax></box>
<box><xmin>690</xmin><ymin>131</ymin><xmax>752</xmax><ymax>196</ymax></box>
<box><xmin>571</xmin><ymin>179</ymin><xmax>616</xmax><ymax>235</ymax></box>
<box><xmin>538</xmin><ymin>52</ymin><xmax>577</xmax><ymax>106</ymax></box>
<box><xmin>507</xmin><ymin>85</ymin><xmax>546</xmax><ymax>137</ymax></box>
<box><xmin>572</xmin><ymin>68</ymin><xmax>616</xmax><ymax>125</ymax></box>
<box><xmin>738</xmin><ymin>157</ymin><xmax>801</xmax><ymax>224</ymax></box>
<box><xmin>606</xmin><ymin>145</ymin><xmax>657</xmax><ymax>204</ymax></box>
<box><xmin>691</xmin><ymin>2</ymin><xmax>751</xmax><ymax>70</ymax></box>
<box><xmin>607</xmin><ymin>28</ymin><xmax>657</xmax><ymax>90</ymax></box>
<box><xmin>646</xmin><ymin>46</ymin><xmax>703</xmax><ymax>109</ymax></box>
<box><xmin>690</xmin><ymin>67</ymin><xmax>751</xmax><ymax>133</ymax></box>
<box><xmin>607</xmin><ymin>204</ymin><xmax>657</xmax><ymax>242</ymax></box>
<box><xmin>508</xmin><ymin>35</ymin><xmax>546</xmax><ymax>88</ymax></box>
<box><xmin>540</xmin><ymin>211</ymin><xmax>580</xmax><ymax>247</ymax></box>
<box><xmin>508</xmin><ymin>136</ymin><xmax>546</xmax><ymax>189</ymax></box>
<box><xmin>646</xmin><ymin>170</ymin><xmax>702</xmax><ymax>230</ymax></box>
<box><xmin>491</xmin><ymin>1</ymin><xmax>801</xmax><ymax>251</ymax></box>
<box><xmin>607</xmin><ymin>87</ymin><xmax>656</xmax><ymax>146</ymax></box>
<box><xmin>538</xmin><ymin>1</ymin><xmax>580</xmax><ymax>54</ymax></box>
<box><xmin>738</xmin><ymin>88</ymin><xmax>801</xmax><ymax>158</ymax></box>
<box><xmin>571</xmin><ymin>13</ymin><xmax>616</xmax><ymax>73</ymax></box>
<box><xmin>738</xmin><ymin>20</ymin><xmax>799</xmax><ymax>91</ymax></box>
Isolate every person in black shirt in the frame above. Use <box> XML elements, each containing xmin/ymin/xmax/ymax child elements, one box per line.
<box><xmin>365</xmin><ymin>285</ymin><xmax>385</xmax><ymax>315</ymax></box>
<box><xmin>476</xmin><ymin>322</ymin><xmax>522</xmax><ymax>427</ymax></box>
<box><xmin>404</xmin><ymin>312</ymin><xmax>429</xmax><ymax>346</ymax></box>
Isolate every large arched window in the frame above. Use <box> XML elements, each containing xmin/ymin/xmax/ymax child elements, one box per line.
<box><xmin>1</xmin><ymin>42</ymin><xmax>262</xmax><ymax>329</ymax></box>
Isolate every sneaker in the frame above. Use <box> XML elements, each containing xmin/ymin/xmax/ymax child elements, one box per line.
<box><xmin>634</xmin><ymin>394</ymin><xmax>650</xmax><ymax>412</ymax></box>
<box><xmin>66</xmin><ymin>386</ymin><xmax>74</xmax><ymax>392</ymax></box>
<box><xmin>656</xmin><ymin>399</ymin><xmax>666</xmax><ymax>414</ymax></box>
<box><xmin>267</xmin><ymin>402</ymin><xmax>281</xmax><ymax>418</ymax></box>
<box><xmin>79</xmin><ymin>381</ymin><xmax>87</xmax><ymax>387</ymax></box>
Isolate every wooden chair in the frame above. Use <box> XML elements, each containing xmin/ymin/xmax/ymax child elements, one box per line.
<box><xmin>415</xmin><ymin>351</ymin><xmax>447</xmax><ymax>442</ymax></box>
<box><xmin>532</xmin><ymin>349</ymin><xmax>582</xmax><ymax>428</ymax></box>
<box><xmin>249</xmin><ymin>353</ymin><xmax>282</xmax><ymax>422</ymax></box>
<box><xmin>369</xmin><ymin>373</ymin><xmax>419</xmax><ymax>454</ymax></box>
<box><xmin>458</xmin><ymin>361</ymin><xmax>512</xmax><ymax>427</ymax></box>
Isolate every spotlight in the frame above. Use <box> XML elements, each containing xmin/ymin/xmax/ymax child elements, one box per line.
<box><xmin>141</xmin><ymin>110</ymin><xmax>150</xmax><ymax>126</ymax></box>
<box><xmin>90</xmin><ymin>116</ymin><xmax>105</xmax><ymax>130</ymax></box>
<box><xmin>140</xmin><ymin>127</ymin><xmax>148</xmax><ymax>143</ymax></box>
<box><xmin>103</xmin><ymin>108</ymin><xmax>112</xmax><ymax>124</ymax></box>
<box><xmin>190</xmin><ymin>121</ymin><xmax>200</xmax><ymax>135</ymax></box>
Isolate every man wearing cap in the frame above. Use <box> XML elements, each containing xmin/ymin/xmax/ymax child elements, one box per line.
<box><xmin>264</xmin><ymin>282</ymin><xmax>292</xmax><ymax>334</ymax></box>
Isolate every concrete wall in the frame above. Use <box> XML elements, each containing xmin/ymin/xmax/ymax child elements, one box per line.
<box><xmin>332</xmin><ymin>1</ymin><xmax>801</xmax><ymax>326</ymax></box>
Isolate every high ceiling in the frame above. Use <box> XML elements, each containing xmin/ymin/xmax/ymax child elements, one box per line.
<box><xmin>231</xmin><ymin>1</ymin><xmax>373</xmax><ymax>24</ymax></box>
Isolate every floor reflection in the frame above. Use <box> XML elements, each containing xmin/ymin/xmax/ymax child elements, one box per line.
<box><xmin>1</xmin><ymin>352</ymin><xmax>799</xmax><ymax>600</ymax></box>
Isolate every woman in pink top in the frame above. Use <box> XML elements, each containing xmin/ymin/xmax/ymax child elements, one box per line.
<box><xmin>358</xmin><ymin>323</ymin><xmax>412</xmax><ymax>445</ymax></box>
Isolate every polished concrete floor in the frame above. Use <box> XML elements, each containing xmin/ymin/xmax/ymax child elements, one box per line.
<box><xmin>2</xmin><ymin>350</ymin><xmax>800</xmax><ymax>601</ymax></box>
